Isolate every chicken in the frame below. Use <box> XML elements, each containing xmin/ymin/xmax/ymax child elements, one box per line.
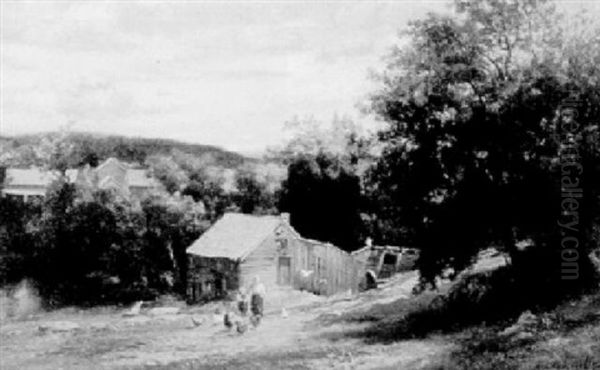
<box><xmin>236</xmin><ymin>320</ymin><xmax>248</xmax><ymax>334</ymax></box>
<box><xmin>190</xmin><ymin>316</ymin><xmax>204</xmax><ymax>327</ymax></box>
<box><xmin>249</xmin><ymin>314</ymin><xmax>261</xmax><ymax>328</ymax></box>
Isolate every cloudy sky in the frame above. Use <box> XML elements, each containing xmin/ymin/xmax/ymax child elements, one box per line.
<box><xmin>1</xmin><ymin>0</ymin><xmax>456</xmax><ymax>152</ymax></box>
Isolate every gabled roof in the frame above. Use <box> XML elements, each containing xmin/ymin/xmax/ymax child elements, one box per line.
<box><xmin>96</xmin><ymin>157</ymin><xmax>128</xmax><ymax>172</ymax></box>
<box><xmin>3</xmin><ymin>168</ymin><xmax>58</xmax><ymax>187</ymax></box>
<box><xmin>187</xmin><ymin>213</ymin><xmax>291</xmax><ymax>260</ymax></box>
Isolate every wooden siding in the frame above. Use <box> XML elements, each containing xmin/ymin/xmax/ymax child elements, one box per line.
<box><xmin>239</xmin><ymin>235</ymin><xmax>278</xmax><ymax>289</ymax></box>
<box><xmin>187</xmin><ymin>256</ymin><xmax>240</xmax><ymax>302</ymax></box>
<box><xmin>285</xmin><ymin>238</ymin><xmax>359</xmax><ymax>296</ymax></box>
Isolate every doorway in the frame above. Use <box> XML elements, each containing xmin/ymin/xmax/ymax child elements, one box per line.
<box><xmin>278</xmin><ymin>256</ymin><xmax>292</xmax><ymax>285</ymax></box>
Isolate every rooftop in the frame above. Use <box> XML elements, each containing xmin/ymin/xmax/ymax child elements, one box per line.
<box><xmin>187</xmin><ymin>213</ymin><xmax>289</xmax><ymax>260</ymax></box>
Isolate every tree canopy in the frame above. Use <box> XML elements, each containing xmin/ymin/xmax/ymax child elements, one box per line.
<box><xmin>367</xmin><ymin>0</ymin><xmax>600</xmax><ymax>287</ymax></box>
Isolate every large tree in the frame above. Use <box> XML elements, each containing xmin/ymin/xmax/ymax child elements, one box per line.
<box><xmin>279</xmin><ymin>153</ymin><xmax>364</xmax><ymax>252</ymax></box>
<box><xmin>367</xmin><ymin>0</ymin><xmax>600</xmax><ymax>288</ymax></box>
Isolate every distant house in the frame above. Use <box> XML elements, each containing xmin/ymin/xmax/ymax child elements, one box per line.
<box><xmin>1</xmin><ymin>157</ymin><xmax>160</xmax><ymax>201</ymax></box>
<box><xmin>0</xmin><ymin>168</ymin><xmax>60</xmax><ymax>202</ymax></box>
<box><xmin>74</xmin><ymin>157</ymin><xmax>160</xmax><ymax>198</ymax></box>
<box><xmin>186</xmin><ymin>212</ymin><xmax>359</xmax><ymax>302</ymax></box>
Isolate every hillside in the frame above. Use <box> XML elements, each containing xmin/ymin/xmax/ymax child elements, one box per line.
<box><xmin>0</xmin><ymin>132</ymin><xmax>250</xmax><ymax>168</ymax></box>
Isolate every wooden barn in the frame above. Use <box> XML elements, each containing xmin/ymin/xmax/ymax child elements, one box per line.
<box><xmin>186</xmin><ymin>212</ymin><xmax>360</xmax><ymax>302</ymax></box>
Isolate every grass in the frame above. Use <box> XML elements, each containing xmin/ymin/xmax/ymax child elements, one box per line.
<box><xmin>425</xmin><ymin>292</ymin><xmax>600</xmax><ymax>370</ymax></box>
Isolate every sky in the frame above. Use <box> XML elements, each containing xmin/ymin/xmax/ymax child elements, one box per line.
<box><xmin>0</xmin><ymin>0</ymin><xmax>454</xmax><ymax>153</ymax></box>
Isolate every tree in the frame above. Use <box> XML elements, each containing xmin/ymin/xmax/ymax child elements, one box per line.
<box><xmin>232</xmin><ymin>171</ymin><xmax>275</xmax><ymax>214</ymax></box>
<box><xmin>367</xmin><ymin>0</ymin><xmax>600</xmax><ymax>291</ymax></box>
<box><xmin>182</xmin><ymin>176</ymin><xmax>230</xmax><ymax>221</ymax></box>
<box><xmin>145</xmin><ymin>154</ymin><xmax>189</xmax><ymax>193</ymax></box>
<box><xmin>279</xmin><ymin>153</ymin><xmax>364</xmax><ymax>251</ymax></box>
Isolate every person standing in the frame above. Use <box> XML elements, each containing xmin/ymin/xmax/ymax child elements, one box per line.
<box><xmin>249</xmin><ymin>276</ymin><xmax>266</xmax><ymax>322</ymax></box>
<box><xmin>236</xmin><ymin>289</ymin><xmax>249</xmax><ymax>316</ymax></box>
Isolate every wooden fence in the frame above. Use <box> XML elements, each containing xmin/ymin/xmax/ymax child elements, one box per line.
<box><xmin>286</xmin><ymin>237</ymin><xmax>360</xmax><ymax>296</ymax></box>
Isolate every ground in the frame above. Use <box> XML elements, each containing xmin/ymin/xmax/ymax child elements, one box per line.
<box><xmin>1</xmin><ymin>273</ymin><xmax>447</xmax><ymax>370</ymax></box>
<box><xmin>1</xmin><ymin>269</ymin><xmax>599</xmax><ymax>370</ymax></box>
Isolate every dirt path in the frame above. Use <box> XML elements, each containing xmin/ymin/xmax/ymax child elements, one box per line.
<box><xmin>0</xmin><ymin>273</ymin><xmax>451</xmax><ymax>369</ymax></box>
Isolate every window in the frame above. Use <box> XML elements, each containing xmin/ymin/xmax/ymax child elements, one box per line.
<box><xmin>383</xmin><ymin>253</ymin><xmax>398</xmax><ymax>265</ymax></box>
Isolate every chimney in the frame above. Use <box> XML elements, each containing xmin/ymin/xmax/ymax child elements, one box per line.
<box><xmin>280</xmin><ymin>212</ymin><xmax>290</xmax><ymax>224</ymax></box>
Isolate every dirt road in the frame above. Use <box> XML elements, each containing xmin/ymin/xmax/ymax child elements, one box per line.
<box><xmin>0</xmin><ymin>272</ymin><xmax>451</xmax><ymax>369</ymax></box>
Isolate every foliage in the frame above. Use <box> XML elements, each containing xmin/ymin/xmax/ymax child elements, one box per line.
<box><xmin>0</xmin><ymin>197</ymin><xmax>40</xmax><ymax>285</ymax></box>
<box><xmin>145</xmin><ymin>154</ymin><xmax>189</xmax><ymax>193</ymax></box>
<box><xmin>0</xmin><ymin>132</ymin><xmax>247</xmax><ymax>169</ymax></box>
<box><xmin>0</xmin><ymin>178</ymin><xmax>207</xmax><ymax>305</ymax></box>
<box><xmin>272</xmin><ymin>116</ymin><xmax>377</xmax><ymax>251</ymax></box>
<box><xmin>268</xmin><ymin>115</ymin><xmax>376</xmax><ymax>174</ymax></box>
<box><xmin>279</xmin><ymin>153</ymin><xmax>364</xmax><ymax>251</ymax></box>
<box><xmin>232</xmin><ymin>170</ymin><xmax>276</xmax><ymax>215</ymax></box>
<box><xmin>366</xmin><ymin>0</ymin><xmax>600</xmax><ymax>287</ymax></box>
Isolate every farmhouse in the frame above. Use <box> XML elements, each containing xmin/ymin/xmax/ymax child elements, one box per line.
<box><xmin>186</xmin><ymin>212</ymin><xmax>360</xmax><ymax>302</ymax></box>
<box><xmin>0</xmin><ymin>157</ymin><xmax>160</xmax><ymax>201</ymax></box>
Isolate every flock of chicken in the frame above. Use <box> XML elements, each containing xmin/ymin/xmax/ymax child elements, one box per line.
<box><xmin>190</xmin><ymin>307</ymin><xmax>288</xmax><ymax>334</ymax></box>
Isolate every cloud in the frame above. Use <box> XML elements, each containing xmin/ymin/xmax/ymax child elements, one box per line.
<box><xmin>1</xmin><ymin>1</ymin><xmax>443</xmax><ymax>152</ymax></box>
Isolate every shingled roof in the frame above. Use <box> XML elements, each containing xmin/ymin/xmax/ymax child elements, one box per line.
<box><xmin>187</xmin><ymin>213</ymin><xmax>292</xmax><ymax>261</ymax></box>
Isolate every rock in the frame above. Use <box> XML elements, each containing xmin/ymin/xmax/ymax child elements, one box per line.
<box><xmin>147</xmin><ymin>307</ymin><xmax>180</xmax><ymax>316</ymax></box>
<box><xmin>38</xmin><ymin>321</ymin><xmax>80</xmax><ymax>334</ymax></box>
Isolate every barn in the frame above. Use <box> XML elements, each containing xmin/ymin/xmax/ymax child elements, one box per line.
<box><xmin>186</xmin><ymin>212</ymin><xmax>360</xmax><ymax>302</ymax></box>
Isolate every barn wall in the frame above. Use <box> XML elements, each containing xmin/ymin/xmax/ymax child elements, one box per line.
<box><xmin>187</xmin><ymin>255</ymin><xmax>240</xmax><ymax>303</ymax></box>
<box><xmin>239</xmin><ymin>222</ymin><xmax>298</xmax><ymax>289</ymax></box>
<box><xmin>239</xmin><ymin>235</ymin><xmax>278</xmax><ymax>289</ymax></box>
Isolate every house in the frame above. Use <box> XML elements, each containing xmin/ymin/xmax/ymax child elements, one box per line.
<box><xmin>1</xmin><ymin>158</ymin><xmax>160</xmax><ymax>201</ymax></box>
<box><xmin>74</xmin><ymin>157</ymin><xmax>160</xmax><ymax>198</ymax></box>
<box><xmin>0</xmin><ymin>168</ymin><xmax>68</xmax><ymax>202</ymax></box>
<box><xmin>186</xmin><ymin>212</ymin><xmax>360</xmax><ymax>302</ymax></box>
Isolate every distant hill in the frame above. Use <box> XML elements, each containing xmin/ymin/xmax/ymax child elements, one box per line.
<box><xmin>0</xmin><ymin>132</ymin><xmax>250</xmax><ymax>168</ymax></box>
